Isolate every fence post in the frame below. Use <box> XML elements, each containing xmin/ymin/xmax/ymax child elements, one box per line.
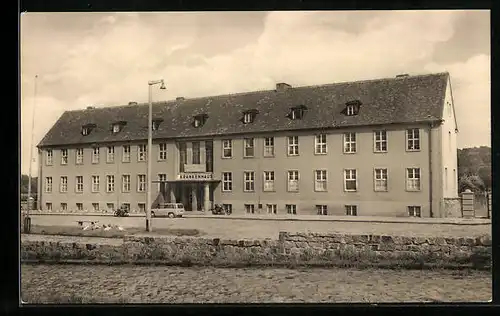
<box><xmin>487</xmin><ymin>190</ymin><xmax>492</xmax><ymax>219</ymax></box>
<box><xmin>460</xmin><ymin>189</ymin><xmax>475</xmax><ymax>218</ymax></box>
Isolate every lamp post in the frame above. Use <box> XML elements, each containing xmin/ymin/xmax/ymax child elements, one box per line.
<box><xmin>146</xmin><ymin>79</ymin><xmax>166</xmax><ymax>232</ymax></box>
<box><xmin>25</xmin><ymin>74</ymin><xmax>38</xmax><ymax>233</ymax></box>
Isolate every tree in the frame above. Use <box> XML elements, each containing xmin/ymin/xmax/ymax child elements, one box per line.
<box><xmin>477</xmin><ymin>166</ymin><xmax>492</xmax><ymax>190</ymax></box>
<box><xmin>458</xmin><ymin>174</ymin><xmax>485</xmax><ymax>194</ymax></box>
<box><xmin>20</xmin><ymin>174</ymin><xmax>38</xmax><ymax>194</ymax></box>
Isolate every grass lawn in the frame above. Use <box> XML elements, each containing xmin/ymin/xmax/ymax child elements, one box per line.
<box><xmin>26</xmin><ymin>225</ymin><xmax>203</xmax><ymax>238</ymax></box>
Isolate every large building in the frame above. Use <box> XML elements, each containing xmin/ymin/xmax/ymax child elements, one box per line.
<box><xmin>36</xmin><ymin>72</ymin><xmax>459</xmax><ymax>217</ymax></box>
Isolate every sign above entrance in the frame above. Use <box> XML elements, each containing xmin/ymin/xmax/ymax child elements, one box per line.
<box><xmin>184</xmin><ymin>164</ymin><xmax>206</xmax><ymax>173</ymax></box>
<box><xmin>177</xmin><ymin>172</ymin><xmax>213</xmax><ymax>181</ymax></box>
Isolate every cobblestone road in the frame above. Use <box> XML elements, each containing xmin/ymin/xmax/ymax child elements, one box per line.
<box><xmin>21</xmin><ymin>264</ymin><xmax>491</xmax><ymax>303</ymax></box>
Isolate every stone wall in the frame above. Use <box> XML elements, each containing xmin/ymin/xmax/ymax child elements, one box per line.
<box><xmin>21</xmin><ymin>232</ymin><xmax>492</xmax><ymax>270</ymax></box>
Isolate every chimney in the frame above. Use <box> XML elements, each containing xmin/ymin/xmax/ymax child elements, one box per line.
<box><xmin>176</xmin><ymin>97</ymin><xmax>185</xmax><ymax>101</ymax></box>
<box><xmin>396</xmin><ymin>74</ymin><xmax>409</xmax><ymax>78</ymax></box>
<box><xmin>128</xmin><ymin>101</ymin><xmax>138</xmax><ymax>106</ymax></box>
<box><xmin>276</xmin><ymin>82</ymin><xmax>292</xmax><ymax>92</ymax></box>
<box><xmin>86</xmin><ymin>106</ymin><xmax>95</xmax><ymax>110</ymax></box>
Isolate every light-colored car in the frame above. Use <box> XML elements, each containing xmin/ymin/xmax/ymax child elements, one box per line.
<box><xmin>151</xmin><ymin>203</ymin><xmax>185</xmax><ymax>218</ymax></box>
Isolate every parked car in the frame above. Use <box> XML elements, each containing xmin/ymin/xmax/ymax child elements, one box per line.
<box><xmin>151</xmin><ymin>203</ymin><xmax>185</xmax><ymax>218</ymax></box>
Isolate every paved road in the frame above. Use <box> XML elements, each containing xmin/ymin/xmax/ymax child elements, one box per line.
<box><xmin>29</xmin><ymin>215</ymin><xmax>491</xmax><ymax>239</ymax></box>
<box><xmin>21</xmin><ymin>264</ymin><xmax>491</xmax><ymax>303</ymax></box>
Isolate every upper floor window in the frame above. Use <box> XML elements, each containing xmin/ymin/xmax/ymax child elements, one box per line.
<box><xmin>61</xmin><ymin>149</ymin><xmax>68</xmax><ymax>165</ymax></box>
<box><xmin>152</xmin><ymin>118</ymin><xmax>163</xmax><ymax>131</ymax></box>
<box><xmin>158</xmin><ymin>143</ymin><xmax>167</xmax><ymax>161</ymax></box>
<box><xmin>158</xmin><ymin>173</ymin><xmax>167</xmax><ymax>191</ymax></box>
<box><xmin>45</xmin><ymin>150</ymin><xmax>53</xmax><ymax>165</ymax></box>
<box><xmin>75</xmin><ymin>148</ymin><xmax>84</xmax><ymax>164</ymax></box>
<box><xmin>406</xmin><ymin>128</ymin><xmax>420</xmax><ymax>151</ymax></box>
<box><xmin>92</xmin><ymin>147</ymin><xmax>100</xmax><ymax>164</ymax></box>
<box><xmin>81</xmin><ymin>123</ymin><xmax>96</xmax><ymax>136</ymax></box>
<box><xmin>374</xmin><ymin>168</ymin><xmax>388</xmax><ymax>192</ymax></box>
<box><xmin>242</xmin><ymin>109</ymin><xmax>258</xmax><ymax>124</ymax></box>
<box><xmin>192</xmin><ymin>141</ymin><xmax>201</xmax><ymax>164</ymax></box>
<box><xmin>346</xmin><ymin>105</ymin><xmax>355</xmax><ymax>116</ymax></box>
<box><xmin>374</xmin><ymin>130</ymin><xmax>387</xmax><ymax>152</ymax></box>
<box><xmin>122</xmin><ymin>145</ymin><xmax>131</xmax><ymax>163</ymax></box>
<box><xmin>91</xmin><ymin>175</ymin><xmax>100</xmax><ymax>193</ymax></box>
<box><xmin>111</xmin><ymin>121</ymin><xmax>126</xmax><ymax>134</ymax></box>
<box><xmin>287</xmin><ymin>136</ymin><xmax>299</xmax><ymax>156</ymax></box>
<box><xmin>222</xmin><ymin>140</ymin><xmax>232</xmax><ymax>158</ymax></box>
<box><xmin>344</xmin><ymin>169</ymin><xmax>357</xmax><ymax>192</ymax></box>
<box><xmin>406</xmin><ymin>168</ymin><xmax>421</xmax><ymax>191</ymax></box>
<box><xmin>315</xmin><ymin>134</ymin><xmax>327</xmax><ymax>154</ymax></box>
<box><xmin>112</xmin><ymin>124</ymin><xmax>121</xmax><ymax>133</ymax></box>
<box><xmin>287</xmin><ymin>170</ymin><xmax>299</xmax><ymax>192</ymax></box>
<box><xmin>343</xmin><ymin>100</ymin><xmax>361</xmax><ymax>116</ymax></box>
<box><xmin>122</xmin><ymin>175</ymin><xmax>131</xmax><ymax>192</ymax></box>
<box><xmin>264</xmin><ymin>137</ymin><xmax>274</xmax><ymax>157</ymax></box>
<box><xmin>244</xmin><ymin>171</ymin><xmax>255</xmax><ymax>192</ymax></box>
<box><xmin>137</xmin><ymin>174</ymin><xmax>146</xmax><ymax>192</ymax></box>
<box><xmin>75</xmin><ymin>176</ymin><xmax>83</xmax><ymax>193</ymax></box>
<box><xmin>45</xmin><ymin>177</ymin><xmax>52</xmax><ymax>193</ymax></box>
<box><xmin>288</xmin><ymin>105</ymin><xmax>307</xmax><ymax>120</ymax></box>
<box><xmin>138</xmin><ymin>144</ymin><xmax>147</xmax><ymax>161</ymax></box>
<box><xmin>193</xmin><ymin>114</ymin><xmax>208</xmax><ymax>127</ymax></box>
<box><xmin>343</xmin><ymin>133</ymin><xmax>356</xmax><ymax>153</ymax></box>
<box><xmin>263</xmin><ymin>171</ymin><xmax>275</xmax><ymax>192</ymax></box>
<box><xmin>222</xmin><ymin>172</ymin><xmax>232</xmax><ymax>192</ymax></box>
<box><xmin>315</xmin><ymin>170</ymin><xmax>327</xmax><ymax>192</ymax></box>
<box><xmin>106</xmin><ymin>175</ymin><xmax>115</xmax><ymax>192</ymax></box>
<box><xmin>60</xmin><ymin>176</ymin><xmax>68</xmax><ymax>193</ymax></box>
<box><xmin>244</xmin><ymin>138</ymin><xmax>255</xmax><ymax>158</ymax></box>
<box><xmin>107</xmin><ymin>146</ymin><xmax>115</xmax><ymax>163</ymax></box>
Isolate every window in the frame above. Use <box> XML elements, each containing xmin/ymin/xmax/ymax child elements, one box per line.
<box><xmin>263</xmin><ymin>171</ymin><xmax>275</xmax><ymax>192</ymax></box>
<box><xmin>267</xmin><ymin>204</ymin><xmax>277</xmax><ymax>214</ymax></box>
<box><xmin>316</xmin><ymin>205</ymin><xmax>328</xmax><ymax>215</ymax></box>
<box><xmin>122</xmin><ymin>145</ymin><xmax>131</xmax><ymax>162</ymax></box>
<box><xmin>82</xmin><ymin>127</ymin><xmax>90</xmax><ymax>135</ymax></box>
<box><xmin>406</xmin><ymin>168</ymin><xmax>421</xmax><ymax>191</ymax></box>
<box><xmin>138</xmin><ymin>203</ymin><xmax>146</xmax><ymax>213</ymax></box>
<box><xmin>76</xmin><ymin>203</ymin><xmax>83</xmax><ymax>211</ymax></box>
<box><xmin>61</xmin><ymin>149</ymin><xmax>68</xmax><ymax>165</ymax></box>
<box><xmin>406</xmin><ymin>128</ymin><xmax>420</xmax><ymax>151</ymax></box>
<box><xmin>137</xmin><ymin>174</ymin><xmax>146</xmax><ymax>192</ymax></box>
<box><xmin>264</xmin><ymin>137</ymin><xmax>274</xmax><ymax>157</ymax></box>
<box><xmin>106</xmin><ymin>175</ymin><xmax>115</xmax><ymax>193</ymax></box>
<box><xmin>112</xmin><ymin>124</ymin><xmax>121</xmax><ymax>133</ymax></box>
<box><xmin>289</xmin><ymin>106</ymin><xmax>306</xmax><ymax>120</ymax></box>
<box><xmin>45</xmin><ymin>203</ymin><xmax>52</xmax><ymax>211</ymax></box>
<box><xmin>46</xmin><ymin>150</ymin><xmax>53</xmax><ymax>165</ymax></box>
<box><xmin>45</xmin><ymin>177</ymin><xmax>52</xmax><ymax>193</ymax></box>
<box><xmin>374</xmin><ymin>168</ymin><xmax>388</xmax><ymax>192</ymax></box>
<box><xmin>76</xmin><ymin>148</ymin><xmax>84</xmax><ymax>164</ymax></box>
<box><xmin>343</xmin><ymin>133</ymin><xmax>356</xmax><ymax>153</ymax></box>
<box><xmin>315</xmin><ymin>134</ymin><xmax>327</xmax><ymax>154</ymax></box>
<box><xmin>75</xmin><ymin>176</ymin><xmax>83</xmax><ymax>193</ymax></box>
<box><xmin>243</xmin><ymin>112</ymin><xmax>253</xmax><ymax>124</ymax></box>
<box><xmin>222</xmin><ymin>140</ymin><xmax>232</xmax><ymax>158</ymax></box>
<box><xmin>345</xmin><ymin>205</ymin><xmax>357</xmax><ymax>216</ymax></box>
<box><xmin>92</xmin><ymin>147</ymin><xmax>100</xmax><ymax>163</ymax></box>
<box><xmin>245</xmin><ymin>204</ymin><xmax>255</xmax><ymax>214</ymax></box>
<box><xmin>244</xmin><ymin>172</ymin><xmax>255</xmax><ymax>192</ymax></box>
<box><xmin>107</xmin><ymin>146</ymin><xmax>115</xmax><ymax>163</ymax></box>
<box><xmin>60</xmin><ymin>176</ymin><xmax>68</xmax><ymax>193</ymax></box>
<box><xmin>92</xmin><ymin>203</ymin><xmax>99</xmax><ymax>212</ymax></box>
<box><xmin>122</xmin><ymin>175</ymin><xmax>131</xmax><ymax>192</ymax></box>
<box><xmin>222</xmin><ymin>172</ymin><xmax>232</xmax><ymax>192</ymax></box>
<box><xmin>286</xmin><ymin>204</ymin><xmax>297</xmax><ymax>215</ymax></box>
<box><xmin>344</xmin><ymin>169</ymin><xmax>357</xmax><ymax>192</ymax></box>
<box><xmin>244</xmin><ymin>138</ymin><xmax>255</xmax><ymax>158</ymax></box>
<box><xmin>346</xmin><ymin>105</ymin><xmax>355</xmax><ymax>116</ymax></box>
<box><xmin>408</xmin><ymin>206</ymin><xmax>421</xmax><ymax>217</ymax></box>
<box><xmin>374</xmin><ymin>131</ymin><xmax>387</xmax><ymax>152</ymax></box>
<box><xmin>91</xmin><ymin>175</ymin><xmax>100</xmax><ymax>192</ymax></box>
<box><xmin>123</xmin><ymin>203</ymin><xmax>131</xmax><ymax>211</ymax></box>
<box><xmin>106</xmin><ymin>203</ymin><xmax>115</xmax><ymax>212</ymax></box>
<box><xmin>138</xmin><ymin>144</ymin><xmax>147</xmax><ymax>161</ymax></box>
<box><xmin>287</xmin><ymin>170</ymin><xmax>299</xmax><ymax>192</ymax></box>
<box><xmin>223</xmin><ymin>204</ymin><xmax>232</xmax><ymax>213</ymax></box>
<box><xmin>152</xmin><ymin>119</ymin><xmax>163</xmax><ymax>131</ymax></box>
<box><xmin>158</xmin><ymin>143</ymin><xmax>167</xmax><ymax>161</ymax></box>
<box><xmin>192</xmin><ymin>141</ymin><xmax>201</xmax><ymax>164</ymax></box>
<box><xmin>60</xmin><ymin>203</ymin><xmax>67</xmax><ymax>211</ymax></box>
<box><xmin>287</xmin><ymin>136</ymin><xmax>299</xmax><ymax>156</ymax></box>
<box><xmin>158</xmin><ymin>173</ymin><xmax>167</xmax><ymax>191</ymax></box>
<box><xmin>315</xmin><ymin>170</ymin><xmax>327</xmax><ymax>192</ymax></box>
<box><xmin>444</xmin><ymin>168</ymin><xmax>448</xmax><ymax>190</ymax></box>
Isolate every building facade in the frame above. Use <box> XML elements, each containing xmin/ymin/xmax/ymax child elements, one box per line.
<box><xmin>36</xmin><ymin>72</ymin><xmax>459</xmax><ymax>217</ymax></box>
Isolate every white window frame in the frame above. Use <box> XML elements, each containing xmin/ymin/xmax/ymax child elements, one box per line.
<box><xmin>46</xmin><ymin>150</ymin><xmax>53</xmax><ymax>165</ymax></box>
<box><xmin>343</xmin><ymin>132</ymin><xmax>356</xmax><ymax>154</ymax></box>
<box><xmin>244</xmin><ymin>204</ymin><xmax>255</xmax><ymax>214</ymax></box>
<box><xmin>243</xmin><ymin>171</ymin><xmax>255</xmax><ymax>192</ymax></box>
<box><xmin>344</xmin><ymin>169</ymin><xmax>357</xmax><ymax>192</ymax></box>
<box><xmin>138</xmin><ymin>203</ymin><xmax>146</xmax><ymax>213</ymax></box>
<box><xmin>316</xmin><ymin>205</ymin><xmax>328</xmax><ymax>215</ymax></box>
<box><xmin>106</xmin><ymin>203</ymin><xmax>115</xmax><ymax>212</ymax></box>
<box><xmin>222</xmin><ymin>172</ymin><xmax>232</xmax><ymax>192</ymax></box>
<box><xmin>286</xmin><ymin>204</ymin><xmax>297</xmax><ymax>215</ymax></box>
<box><xmin>406</xmin><ymin>128</ymin><xmax>421</xmax><ymax>151</ymax></box>
<box><xmin>222</xmin><ymin>140</ymin><xmax>232</xmax><ymax>158</ymax></box>
<box><xmin>76</xmin><ymin>203</ymin><xmax>83</xmax><ymax>211</ymax></box>
<box><xmin>374</xmin><ymin>168</ymin><xmax>388</xmax><ymax>192</ymax></box>
<box><xmin>60</xmin><ymin>176</ymin><xmax>68</xmax><ymax>193</ymax></box>
<box><xmin>314</xmin><ymin>170</ymin><xmax>327</xmax><ymax>192</ymax></box>
<box><xmin>107</xmin><ymin>146</ymin><xmax>115</xmax><ymax>163</ymax></box>
<box><xmin>266</xmin><ymin>204</ymin><xmax>277</xmax><ymax>214</ymax></box>
<box><xmin>158</xmin><ymin>143</ymin><xmax>167</xmax><ymax>161</ymax></box>
<box><xmin>315</xmin><ymin>134</ymin><xmax>327</xmax><ymax>155</ymax></box>
<box><xmin>92</xmin><ymin>203</ymin><xmax>100</xmax><ymax>212</ymax></box>
<box><xmin>122</xmin><ymin>145</ymin><xmax>131</xmax><ymax>163</ymax></box>
<box><xmin>106</xmin><ymin>175</ymin><xmax>115</xmax><ymax>193</ymax></box>
<box><xmin>60</xmin><ymin>203</ymin><xmax>67</xmax><ymax>211</ymax></box>
<box><xmin>138</xmin><ymin>144</ymin><xmax>147</xmax><ymax>162</ymax></box>
<box><xmin>158</xmin><ymin>173</ymin><xmax>167</xmax><ymax>191</ymax></box>
<box><xmin>406</xmin><ymin>168</ymin><xmax>421</xmax><ymax>191</ymax></box>
<box><xmin>346</xmin><ymin>105</ymin><xmax>355</xmax><ymax>116</ymax></box>
<box><xmin>92</xmin><ymin>147</ymin><xmax>100</xmax><ymax>164</ymax></box>
<box><xmin>122</xmin><ymin>174</ymin><xmax>131</xmax><ymax>192</ymax></box>
<box><xmin>263</xmin><ymin>137</ymin><xmax>275</xmax><ymax>157</ymax></box>
<box><xmin>373</xmin><ymin>130</ymin><xmax>388</xmax><ymax>153</ymax></box>
<box><xmin>345</xmin><ymin>205</ymin><xmax>358</xmax><ymax>216</ymax></box>
<box><xmin>91</xmin><ymin>175</ymin><xmax>100</xmax><ymax>193</ymax></box>
<box><xmin>112</xmin><ymin>124</ymin><xmax>120</xmax><ymax>133</ymax></box>
<box><xmin>137</xmin><ymin>174</ymin><xmax>146</xmax><ymax>192</ymax></box>
<box><xmin>287</xmin><ymin>170</ymin><xmax>299</xmax><ymax>192</ymax></box>
<box><xmin>287</xmin><ymin>136</ymin><xmax>299</xmax><ymax>156</ymax></box>
<box><xmin>263</xmin><ymin>171</ymin><xmax>275</xmax><ymax>192</ymax></box>
<box><xmin>61</xmin><ymin>149</ymin><xmax>68</xmax><ymax>165</ymax></box>
<box><xmin>243</xmin><ymin>112</ymin><xmax>253</xmax><ymax>124</ymax></box>
<box><xmin>45</xmin><ymin>202</ymin><xmax>52</xmax><ymax>211</ymax></box>
<box><xmin>408</xmin><ymin>206</ymin><xmax>421</xmax><ymax>217</ymax></box>
<box><xmin>45</xmin><ymin>177</ymin><xmax>52</xmax><ymax>193</ymax></box>
<box><xmin>75</xmin><ymin>148</ymin><xmax>84</xmax><ymax>165</ymax></box>
<box><xmin>75</xmin><ymin>176</ymin><xmax>83</xmax><ymax>193</ymax></box>
<box><xmin>244</xmin><ymin>138</ymin><xmax>255</xmax><ymax>158</ymax></box>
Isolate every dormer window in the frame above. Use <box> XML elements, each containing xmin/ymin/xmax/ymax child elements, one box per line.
<box><xmin>193</xmin><ymin>114</ymin><xmax>208</xmax><ymax>128</ymax></box>
<box><xmin>346</xmin><ymin>105</ymin><xmax>355</xmax><ymax>116</ymax></box>
<box><xmin>152</xmin><ymin>118</ymin><xmax>164</xmax><ymax>131</ymax></box>
<box><xmin>111</xmin><ymin>121</ymin><xmax>127</xmax><ymax>134</ymax></box>
<box><xmin>289</xmin><ymin>105</ymin><xmax>307</xmax><ymax>120</ymax></box>
<box><xmin>81</xmin><ymin>124</ymin><xmax>96</xmax><ymax>136</ymax></box>
<box><xmin>344</xmin><ymin>100</ymin><xmax>362</xmax><ymax>116</ymax></box>
<box><xmin>242</xmin><ymin>109</ymin><xmax>259</xmax><ymax>124</ymax></box>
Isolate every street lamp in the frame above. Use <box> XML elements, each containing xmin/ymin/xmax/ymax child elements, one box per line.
<box><xmin>146</xmin><ymin>79</ymin><xmax>166</xmax><ymax>232</ymax></box>
<box><xmin>25</xmin><ymin>75</ymin><xmax>38</xmax><ymax>233</ymax></box>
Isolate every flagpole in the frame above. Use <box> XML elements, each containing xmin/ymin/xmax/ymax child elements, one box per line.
<box><xmin>26</xmin><ymin>74</ymin><xmax>38</xmax><ymax>232</ymax></box>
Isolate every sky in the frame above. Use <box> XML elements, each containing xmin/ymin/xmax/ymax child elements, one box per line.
<box><xmin>20</xmin><ymin>10</ymin><xmax>490</xmax><ymax>176</ymax></box>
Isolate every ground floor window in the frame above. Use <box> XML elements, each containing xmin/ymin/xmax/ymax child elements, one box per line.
<box><xmin>92</xmin><ymin>203</ymin><xmax>99</xmax><ymax>211</ymax></box>
<box><xmin>106</xmin><ymin>203</ymin><xmax>115</xmax><ymax>212</ymax></box>
<box><xmin>345</xmin><ymin>205</ymin><xmax>357</xmax><ymax>216</ymax></box>
<box><xmin>60</xmin><ymin>203</ymin><xmax>67</xmax><ymax>211</ymax></box>
<box><xmin>267</xmin><ymin>204</ymin><xmax>277</xmax><ymax>214</ymax></box>
<box><xmin>316</xmin><ymin>205</ymin><xmax>327</xmax><ymax>215</ymax></box>
<box><xmin>244</xmin><ymin>204</ymin><xmax>255</xmax><ymax>214</ymax></box>
<box><xmin>138</xmin><ymin>203</ymin><xmax>146</xmax><ymax>213</ymax></box>
<box><xmin>408</xmin><ymin>206</ymin><xmax>421</xmax><ymax>217</ymax></box>
<box><xmin>286</xmin><ymin>204</ymin><xmax>297</xmax><ymax>215</ymax></box>
<box><xmin>223</xmin><ymin>204</ymin><xmax>232</xmax><ymax>213</ymax></box>
<box><xmin>76</xmin><ymin>203</ymin><xmax>83</xmax><ymax>211</ymax></box>
<box><xmin>122</xmin><ymin>203</ymin><xmax>131</xmax><ymax>211</ymax></box>
<box><xmin>45</xmin><ymin>203</ymin><xmax>52</xmax><ymax>211</ymax></box>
